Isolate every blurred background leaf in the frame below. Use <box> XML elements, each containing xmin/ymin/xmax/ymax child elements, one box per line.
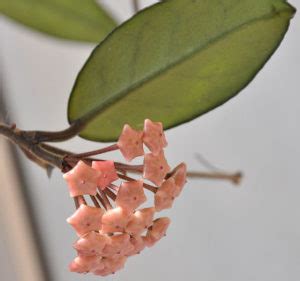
<box><xmin>67</xmin><ymin>0</ymin><xmax>295</xmax><ymax>142</ymax></box>
<box><xmin>0</xmin><ymin>0</ymin><xmax>116</xmax><ymax>42</ymax></box>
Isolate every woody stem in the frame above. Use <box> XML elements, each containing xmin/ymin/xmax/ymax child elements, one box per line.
<box><xmin>0</xmin><ymin>123</ymin><xmax>64</xmax><ymax>169</ymax></box>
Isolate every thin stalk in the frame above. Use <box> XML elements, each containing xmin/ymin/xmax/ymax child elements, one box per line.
<box><xmin>117</xmin><ymin>173</ymin><xmax>158</xmax><ymax>193</ymax></box>
<box><xmin>90</xmin><ymin>196</ymin><xmax>101</xmax><ymax>208</ymax></box>
<box><xmin>78</xmin><ymin>196</ymin><xmax>87</xmax><ymax>205</ymax></box>
<box><xmin>73</xmin><ymin>197</ymin><xmax>79</xmax><ymax>209</ymax></box>
<box><xmin>99</xmin><ymin>190</ymin><xmax>113</xmax><ymax>209</ymax></box>
<box><xmin>71</xmin><ymin>144</ymin><xmax>119</xmax><ymax>158</ymax></box>
<box><xmin>105</xmin><ymin>188</ymin><xmax>117</xmax><ymax>201</ymax></box>
<box><xmin>187</xmin><ymin>171</ymin><xmax>242</xmax><ymax>185</ymax></box>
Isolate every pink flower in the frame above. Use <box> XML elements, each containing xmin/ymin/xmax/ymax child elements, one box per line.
<box><xmin>101</xmin><ymin>207</ymin><xmax>132</xmax><ymax>234</ymax></box>
<box><xmin>143</xmin><ymin>151</ymin><xmax>171</xmax><ymax>186</ymax></box>
<box><xmin>102</xmin><ymin>233</ymin><xmax>130</xmax><ymax>257</ymax></box>
<box><xmin>63</xmin><ymin>119</ymin><xmax>187</xmax><ymax>276</ymax></box>
<box><xmin>154</xmin><ymin>177</ymin><xmax>179</xmax><ymax>211</ymax></box>
<box><xmin>145</xmin><ymin>217</ymin><xmax>171</xmax><ymax>247</ymax></box>
<box><xmin>91</xmin><ymin>259</ymin><xmax>105</xmax><ymax>274</ymax></box>
<box><xmin>73</xmin><ymin>231</ymin><xmax>108</xmax><ymax>256</ymax></box>
<box><xmin>69</xmin><ymin>255</ymin><xmax>100</xmax><ymax>273</ymax></box>
<box><xmin>171</xmin><ymin>163</ymin><xmax>187</xmax><ymax>197</ymax></box>
<box><xmin>103</xmin><ymin>256</ymin><xmax>127</xmax><ymax>274</ymax></box>
<box><xmin>126</xmin><ymin>207</ymin><xmax>155</xmax><ymax>235</ymax></box>
<box><xmin>63</xmin><ymin>160</ymin><xmax>100</xmax><ymax>197</ymax></box>
<box><xmin>115</xmin><ymin>180</ymin><xmax>147</xmax><ymax>211</ymax></box>
<box><xmin>117</xmin><ymin>124</ymin><xmax>144</xmax><ymax>161</ymax></box>
<box><xmin>127</xmin><ymin>235</ymin><xmax>146</xmax><ymax>256</ymax></box>
<box><xmin>92</xmin><ymin>160</ymin><xmax>119</xmax><ymax>190</ymax></box>
<box><xmin>67</xmin><ymin>205</ymin><xmax>104</xmax><ymax>236</ymax></box>
<box><xmin>143</xmin><ymin>119</ymin><xmax>168</xmax><ymax>155</ymax></box>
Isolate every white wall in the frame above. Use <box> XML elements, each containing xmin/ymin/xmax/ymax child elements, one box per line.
<box><xmin>1</xmin><ymin>0</ymin><xmax>300</xmax><ymax>280</ymax></box>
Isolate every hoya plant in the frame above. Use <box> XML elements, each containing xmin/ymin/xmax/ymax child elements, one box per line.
<box><xmin>0</xmin><ymin>0</ymin><xmax>296</xmax><ymax>277</ymax></box>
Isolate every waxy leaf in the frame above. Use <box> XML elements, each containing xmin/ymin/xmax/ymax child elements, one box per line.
<box><xmin>0</xmin><ymin>0</ymin><xmax>116</xmax><ymax>42</ymax></box>
<box><xmin>68</xmin><ymin>0</ymin><xmax>296</xmax><ymax>141</ymax></box>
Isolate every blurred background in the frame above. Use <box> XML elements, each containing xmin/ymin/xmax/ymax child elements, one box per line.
<box><xmin>0</xmin><ymin>0</ymin><xmax>300</xmax><ymax>280</ymax></box>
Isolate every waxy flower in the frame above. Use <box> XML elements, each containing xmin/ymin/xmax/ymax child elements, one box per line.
<box><xmin>63</xmin><ymin>119</ymin><xmax>187</xmax><ymax>276</ymax></box>
<box><xmin>126</xmin><ymin>207</ymin><xmax>155</xmax><ymax>235</ymax></box>
<box><xmin>101</xmin><ymin>207</ymin><xmax>132</xmax><ymax>234</ymax></box>
<box><xmin>143</xmin><ymin>119</ymin><xmax>168</xmax><ymax>155</ymax></box>
<box><xmin>115</xmin><ymin>180</ymin><xmax>146</xmax><ymax>211</ymax></box>
<box><xmin>63</xmin><ymin>160</ymin><xmax>100</xmax><ymax>197</ymax></box>
<box><xmin>143</xmin><ymin>151</ymin><xmax>171</xmax><ymax>186</ymax></box>
<box><xmin>145</xmin><ymin>217</ymin><xmax>171</xmax><ymax>247</ymax></box>
<box><xmin>73</xmin><ymin>231</ymin><xmax>107</xmax><ymax>256</ymax></box>
<box><xmin>67</xmin><ymin>205</ymin><xmax>104</xmax><ymax>236</ymax></box>
<box><xmin>117</xmin><ymin>124</ymin><xmax>144</xmax><ymax>161</ymax></box>
<box><xmin>92</xmin><ymin>160</ymin><xmax>118</xmax><ymax>190</ymax></box>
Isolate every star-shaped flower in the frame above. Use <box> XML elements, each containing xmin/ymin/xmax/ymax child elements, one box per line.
<box><xmin>145</xmin><ymin>217</ymin><xmax>171</xmax><ymax>247</ymax></box>
<box><xmin>115</xmin><ymin>180</ymin><xmax>147</xmax><ymax>211</ymax></box>
<box><xmin>67</xmin><ymin>205</ymin><xmax>104</xmax><ymax>236</ymax></box>
<box><xmin>171</xmin><ymin>162</ymin><xmax>187</xmax><ymax>197</ymax></box>
<box><xmin>92</xmin><ymin>160</ymin><xmax>119</xmax><ymax>190</ymax></box>
<box><xmin>143</xmin><ymin>151</ymin><xmax>171</xmax><ymax>186</ymax></box>
<box><xmin>155</xmin><ymin>178</ymin><xmax>178</xmax><ymax>211</ymax></box>
<box><xmin>73</xmin><ymin>231</ymin><xmax>108</xmax><ymax>256</ymax></box>
<box><xmin>91</xmin><ymin>259</ymin><xmax>105</xmax><ymax>275</ymax></box>
<box><xmin>69</xmin><ymin>255</ymin><xmax>100</xmax><ymax>273</ymax></box>
<box><xmin>102</xmin><ymin>256</ymin><xmax>127</xmax><ymax>275</ymax></box>
<box><xmin>63</xmin><ymin>161</ymin><xmax>101</xmax><ymax>197</ymax></box>
<box><xmin>117</xmin><ymin>124</ymin><xmax>144</xmax><ymax>161</ymax></box>
<box><xmin>126</xmin><ymin>207</ymin><xmax>155</xmax><ymax>235</ymax></box>
<box><xmin>102</xmin><ymin>233</ymin><xmax>130</xmax><ymax>257</ymax></box>
<box><xmin>127</xmin><ymin>235</ymin><xmax>146</xmax><ymax>256</ymax></box>
<box><xmin>143</xmin><ymin>119</ymin><xmax>167</xmax><ymax>155</ymax></box>
<box><xmin>101</xmin><ymin>207</ymin><xmax>132</xmax><ymax>234</ymax></box>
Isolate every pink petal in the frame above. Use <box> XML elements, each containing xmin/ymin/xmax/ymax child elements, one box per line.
<box><xmin>92</xmin><ymin>160</ymin><xmax>119</xmax><ymax>190</ymax></box>
<box><xmin>154</xmin><ymin>191</ymin><xmax>174</xmax><ymax>212</ymax></box>
<box><xmin>102</xmin><ymin>233</ymin><xmax>130</xmax><ymax>257</ymax></box>
<box><xmin>115</xmin><ymin>180</ymin><xmax>147</xmax><ymax>211</ymax></box>
<box><xmin>69</xmin><ymin>255</ymin><xmax>100</xmax><ymax>273</ymax></box>
<box><xmin>67</xmin><ymin>205</ymin><xmax>104</xmax><ymax>236</ymax></box>
<box><xmin>143</xmin><ymin>119</ymin><xmax>167</xmax><ymax>155</ymax></box>
<box><xmin>126</xmin><ymin>235</ymin><xmax>146</xmax><ymax>256</ymax></box>
<box><xmin>126</xmin><ymin>207</ymin><xmax>155</xmax><ymax>235</ymax></box>
<box><xmin>103</xmin><ymin>256</ymin><xmax>127</xmax><ymax>274</ymax></box>
<box><xmin>154</xmin><ymin>178</ymin><xmax>176</xmax><ymax>211</ymax></box>
<box><xmin>93</xmin><ymin>267</ymin><xmax>113</xmax><ymax>276</ymax></box>
<box><xmin>101</xmin><ymin>207</ymin><xmax>132</xmax><ymax>234</ymax></box>
<box><xmin>171</xmin><ymin>163</ymin><xmax>187</xmax><ymax>197</ymax></box>
<box><xmin>63</xmin><ymin>160</ymin><xmax>100</xmax><ymax>197</ymax></box>
<box><xmin>91</xmin><ymin>259</ymin><xmax>105</xmax><ymax>273</ymax></box>
<box><xmin>73</xmin><ymin>231</ymin><xmax>108</xmax><ymax>256</ymax></box>
<box><xmin>117</xmin><ymin>124</ymin><xmax>144</xmax><ymax>161</ymax></box>
<box><xmin>143</xmin><ymin>151</ymin><xmax>171</xmax><ymax>186</ymax></box>
<box><xmin>145</xmin><ymin>217</ymin><xmax>171</xmax><ymax>247</ymax></box>
<box><xmin>159</xmin><ymin>177</ymin><xmax>177</xmax><ymax>197</ymax></box>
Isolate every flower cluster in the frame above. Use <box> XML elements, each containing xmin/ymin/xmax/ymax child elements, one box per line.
<box><xmin>63</xmin><ymin>119</ymin><xmax>187</xmax><ymax>276</ymax></box>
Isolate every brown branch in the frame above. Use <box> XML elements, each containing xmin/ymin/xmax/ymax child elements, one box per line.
<box><xmin>187</xmin><ymin>171</ymin><xmax>243</xmax><ymax>185</ymax></box>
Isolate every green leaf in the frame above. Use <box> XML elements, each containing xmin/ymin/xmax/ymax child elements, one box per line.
<box><xmin>68</xmin><ymin>0</ymin><xmax>296</xmax><ymax>142</ymax></box>
<box><xmin>0</xmin><ymin>0</ymin><xmax>116</xmax><ymax>42</ymax></box>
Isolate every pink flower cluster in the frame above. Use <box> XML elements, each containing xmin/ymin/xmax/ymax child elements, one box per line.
<box><xmin>63</xmin><ymin>119</ymin><xmax>187</xmax><ymax>276</ymax></box>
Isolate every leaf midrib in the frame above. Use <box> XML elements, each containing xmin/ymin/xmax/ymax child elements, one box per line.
<box><xmin>75</xmin><ymin>5</ymin><xmax>291</xmax><ymax>124</ymax></box>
